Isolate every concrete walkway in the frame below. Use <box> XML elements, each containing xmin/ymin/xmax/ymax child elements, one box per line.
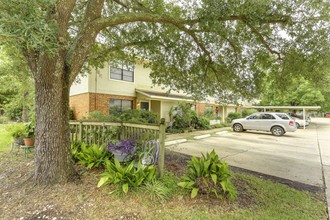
<box><xmin>164</xmin><ymin>118</ymin><xmax>330</xmax><ymax>218</ymax></box>
<box><xmin>314</xmin><ymin>118</ymin><xmax>330</xmax><ymax>218</ymax></box>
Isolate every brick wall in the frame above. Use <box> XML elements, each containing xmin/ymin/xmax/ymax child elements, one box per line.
<box><xmin>69</xmin><ymin>92</ymin><xmax>136</xmax><ymax>120</ymax></box>
<box><xmin>69</xmin><ymin>93</ymin><xmax>90</xmax><ymax>119</ymax></box>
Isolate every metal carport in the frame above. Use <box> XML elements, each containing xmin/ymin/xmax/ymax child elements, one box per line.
<box><xmin>249</xmin><ymin>106</ymin><xmax>321</xmax><ymax>129</ymax></box>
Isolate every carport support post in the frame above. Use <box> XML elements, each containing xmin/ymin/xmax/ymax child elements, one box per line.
<box><xmin>303</xmin><ymin>108</ymin><xmax>306</xmax><ymax>129</ymax></box>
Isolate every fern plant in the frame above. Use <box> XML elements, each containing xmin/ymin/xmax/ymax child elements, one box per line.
<box><xmin>74</xmin><ymin>143</ymin><xmax>109</xmax><ymax>169</ymax></box>
<box><xmin>97</xmin><ymin>157</ymin><xmax>156</xmax><ymax>194</ymax></box>
<box><xmin>178</xmin><ymin>150</ymin><xmax>237</xmax><ymax>200</ymax></box>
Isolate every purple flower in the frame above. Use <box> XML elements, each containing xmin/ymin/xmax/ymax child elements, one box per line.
<box><xmin>107</xmin><ymin>139</ymin><xmax>137</xmax><ymax>155</ymax></box>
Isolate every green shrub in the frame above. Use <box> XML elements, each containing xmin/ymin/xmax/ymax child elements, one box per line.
<box><xmin>226</xmin><ymin>112</ymin><xmax>242</xmax><ymax>123</ymax></box>
<box><xmin>165</xmin><ymin>128</ymin><xmax>184</xmax><ymax>134</ymax></box>
<box><xmin>178</xmin><ymin>150</ymin><xmax>237</xmax><ymax>200</ymax></box>
<box><xmin>7</xmin><ymin>123</ymin><xmax>25</xmax><ymax>138</ymax></box>
<box><xmin>72</xmin><ymin>142</ymin><xmax>110</xmax><ymax>169</ymax></box>
<box><xmin>98</xmin><ymin>157</ymin><xmax>157</xmax><ymax>194</ymax></box>
<box><xmin>119</xmin><ymin>109</ymin><xmax>159</xmax><ymax>124</ymax></box>
<box><xmin>242</xmin><ymin>109</ymin><xmax>258</xmax><ymax>117</ymax></box>
<box><xmin>169</xmin><ymin>102</ymin><xmax>211</xmax><ymax>132</ymax></box>
<box><xmin>203</xmin><ymin>108</ymin><xmax>214</xmax><ymax>119</ymax></box>
<box><xmin>195</xmin><ymin>116</ymin><xmax>210</xmax><ymax>130</ymax></box>
<box><xmin>81</xmin><ymin>111</ymin><xmax>119</xmax><ymax>122</ymax></box>
<box><xmin>0</xmin><ymin>115</ymin><xmax>9</xmax><ymax>124</ymax></box>
<box><xmin>81</xmin><ymin>110</ymin><xmax>159</xmax><ymax>124</ymax></box>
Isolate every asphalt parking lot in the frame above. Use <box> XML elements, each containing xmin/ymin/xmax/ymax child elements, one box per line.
<box><xmin>170</xmin><ymin>118</ymin><xmax>330</xmax><ymax>188</ymax></box>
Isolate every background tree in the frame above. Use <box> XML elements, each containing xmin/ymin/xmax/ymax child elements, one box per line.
<box><xmin>0</xmin><ymin>0</ymin><xmax>329</xmax><ymax>185</ymax></box>
<box><xmin>259</xmin><ymin>77</ymin><xmax>325</xmax><ymax>105</ymax></box>
<box><xmin>0</xmin><ymin>47</ymin><xmax>34</xmax><ymax>122</ymax></box>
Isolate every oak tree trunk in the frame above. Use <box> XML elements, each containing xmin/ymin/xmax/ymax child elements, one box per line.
<box><xmin>33</xmin><ymin>55</ymin><xmax>76</xmax><ymax>185</ymax></box>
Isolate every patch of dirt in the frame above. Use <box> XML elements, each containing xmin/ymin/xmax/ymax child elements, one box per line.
<box><xmin>0</xmin><ymin>150</ymin><xmax>325</xmax><ymax>219</ymax></box>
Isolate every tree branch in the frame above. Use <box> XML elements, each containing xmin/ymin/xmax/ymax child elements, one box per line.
<box><xmin>96</xmin><ymin>12</ymin><xmax>200</xmax><ymax>30</ymax></box>
<box><xmin>55</xmin><ymin>0</ymin><xmax>76</xmax><ymax>39</ymax></box>
<box><xmin>243</xmin><ymin>20</ymin><xmax>282</xmax><ymax>59</ymax></box>
<box><xmin>67</xmin><ymin>0</ymin><xmax>105</xmax><ymax>85</ymax></box>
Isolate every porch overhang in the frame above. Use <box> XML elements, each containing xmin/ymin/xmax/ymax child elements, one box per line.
<box><xmin>136</xmin><ymin>89</ymin><xmax>194</xmax><ymax>102</ymax></box>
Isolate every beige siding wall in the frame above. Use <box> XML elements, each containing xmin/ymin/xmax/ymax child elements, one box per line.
<box><xmin>88</xmin><ymin>66</ymin><xmax>136</xmax><ymax>96</ymax></box>
<box><xmin>70</xmin><ymin>74</ymin><xmax>89</xmax><ymax>96</ymax></box>
<box><xmin>161</xmin><ymin>101</ymin><xmax>179</xmax><ymax>123</ymax></box>
<box><xmin>151</xmin><ymin>100</ymin><xmax>161</xmax><ymax>119</ymax></box>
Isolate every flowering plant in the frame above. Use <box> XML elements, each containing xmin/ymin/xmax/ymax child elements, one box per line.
<box><xmin>107</xmin><ymin>139</ymin><xmax>137</xmax><ymax>155</ymax></box>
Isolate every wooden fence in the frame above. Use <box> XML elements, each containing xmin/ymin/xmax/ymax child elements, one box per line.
<box><xmin>69</xmin><ymin>118</ymin><xmax>166</xmax><ymax>176</ymax></box>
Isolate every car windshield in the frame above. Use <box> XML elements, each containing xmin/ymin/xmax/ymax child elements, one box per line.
<box><xmin>276</xmin><ymin>113</ymin><xmax>289</xmax><ymax>120</ymax></box>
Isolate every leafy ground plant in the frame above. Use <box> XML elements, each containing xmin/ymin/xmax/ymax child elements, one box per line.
<box><xmin>73</xmin><ymin>143</ymin><xmax>109</xmax><ymax>169</ymax></box>
<box><xmin>98</xmin><ymin>157</ymin><xmax>156</xmax><ymax>194</ymax></box>
<box><xmin>178</xmin><ymin>150</ymin><xmax>237</xmax><ymax>200</ymax></box>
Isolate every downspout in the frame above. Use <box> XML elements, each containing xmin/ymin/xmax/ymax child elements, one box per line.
<box><xmin>95</xmin><ymin>69</ymin><xmax>98</xmax><ymax>111</ymax></box>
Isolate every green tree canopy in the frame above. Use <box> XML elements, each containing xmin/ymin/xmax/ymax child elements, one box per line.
<box><xmin>0</xmin><ymin>47</ymin><xmax>34</xmax><ymax>121</ymax></box>
<box><xmin>259</xmin><ymin>77</ymin><xmax>326</xmax><ymax>106</ymax></box>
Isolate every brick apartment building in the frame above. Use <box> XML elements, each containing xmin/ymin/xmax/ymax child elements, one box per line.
<box><xmin>69</xmin><ymin>60</ymin><xmax>238</xmax><ymax>122</ymax></box>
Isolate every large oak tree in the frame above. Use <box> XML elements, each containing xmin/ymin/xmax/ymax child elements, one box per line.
<box><xmin>0</xmin><ymin>0</ymin><xmax>329</xmax><ymax>185</ymax></box>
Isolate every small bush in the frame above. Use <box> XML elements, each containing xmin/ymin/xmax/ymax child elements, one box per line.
<box><xmin>6</xmin><ymin>123</ymin><xmax>25</xmax><ymax>138</ymax></box>
<box><xmin>203</xmin><ymin>108</ymin><xmax>214</xmax><ymax>119</ymax></box>
<box><xmin>195</xmin><ymin>116</ymin><xmax>211</xmax><ymax>130</ymax></box>
<box><xmin>81</xmin><ymin>110</ymin><xmax>159</xmax><ymax>124</ymax></box>
<box><xmin>226</xmin><ymin>112</ymin><xmax>242</xmax><ymax>123</ymax></box>
<box><xmin>81</xmin><ymin>111</ymin><xmax>118</xmax><ymax>122</ymax></box>
<box><xmin>242</xmin><ymin>109</ymin><xmax>258</xmax><ymax>117</ymax></box>
<box><xmin>178</xmin><ymin>150</ymin><xmax>237</xmax><ymax>200</ymax></box>
<box><xmin>119</xmin><ymin>109</ymin><xmax>159</xmax><ymax>124</ymax></box>
<box><xmin>168</xmin><ymin>102</ymin><xmax>212</xmax><ymax>132</ymax></box>
<box><xmin>166</xmin><ymin>128</ymin><xmax>184</xmax><ymax>134</ymax></box>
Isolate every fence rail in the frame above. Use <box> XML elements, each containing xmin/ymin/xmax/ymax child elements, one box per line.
<box><xmin>69</xmin><ymin>119</ymin><xmax>166</xmax><ymax>176</ymax></box>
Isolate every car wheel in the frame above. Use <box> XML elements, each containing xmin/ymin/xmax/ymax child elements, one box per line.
<box><xmin>295</xmin><ymin>122</ymin><xmax>300</xmax><ymax>128</ymax></box>
<box><xmin>271</xmin><ymin>126</ymin><xmax>284</xmax><ymax>136</ymax></box>
<box><xmin>233</xmin><ymin>123</ymin><xmax>243</xmax><ymax>132</ymax></box>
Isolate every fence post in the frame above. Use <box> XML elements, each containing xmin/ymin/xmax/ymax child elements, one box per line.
<box><xmin>158</xmin><ymin>118</ymin><xmax>166</xmax><ymax>177</ymax></box>
<box><xmin>78</xmin><ymin>121</ymin><xmax>83</xmax><ymax>142</ymax></box>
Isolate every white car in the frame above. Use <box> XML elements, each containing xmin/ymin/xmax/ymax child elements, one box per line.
<box><xmin>231</xmin><ymin>112</ymin><xmax>297</xmax><ymax>136</ymax></box>
<box><xmin>292</xmin><ymin>117</ymin><xmax>309</xmax><ymax>128</ymax></box>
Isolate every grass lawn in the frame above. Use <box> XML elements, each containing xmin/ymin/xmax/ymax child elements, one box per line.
<box><xmin>0</xmin><ymin>124</ymin><xmax>16</xmax><ymax>153</ymax></box>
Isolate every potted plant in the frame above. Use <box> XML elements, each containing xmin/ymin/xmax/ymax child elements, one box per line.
<box><xmin>10</xmin><ymin>124</ymin><xmax>25</xmax><ymax>145</ymax></box>
<box><xmin>23</xmin><ymin>122</ymin><xmax>35</xmax><ymax>146</ymax></box>
<box><xmin>107</xmin><ymin>139</ymin><xmax>137</xmax><ymax>162</ymax></box>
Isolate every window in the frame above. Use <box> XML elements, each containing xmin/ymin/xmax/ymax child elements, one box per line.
<box><xmin>140</xmin><ymin>102</ymin><xmax>149</xmax><ymax>111</ymax></box>
<box><xmin>276</xmin><ymin>113</ymin><xmax>290</xmax><ymax>120</ymax></box>
<box><xmin>260</xmin><ymin>114</ymin><xmax>275</xmax><ymax>120</ymax></box>
<box><xmin>247</xmin><ymin>114</ymin><xmax>260</xmax><ymax>119</ymax></box>
<box><xmin>110</xmin><ymin>99</ymin><xmax>133</xmax><ymax>113</ymax></box>
<box><xmin>109</xmin><ymin>61</ymin><xmax>134</xmax><ymax>82</ymax></box>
